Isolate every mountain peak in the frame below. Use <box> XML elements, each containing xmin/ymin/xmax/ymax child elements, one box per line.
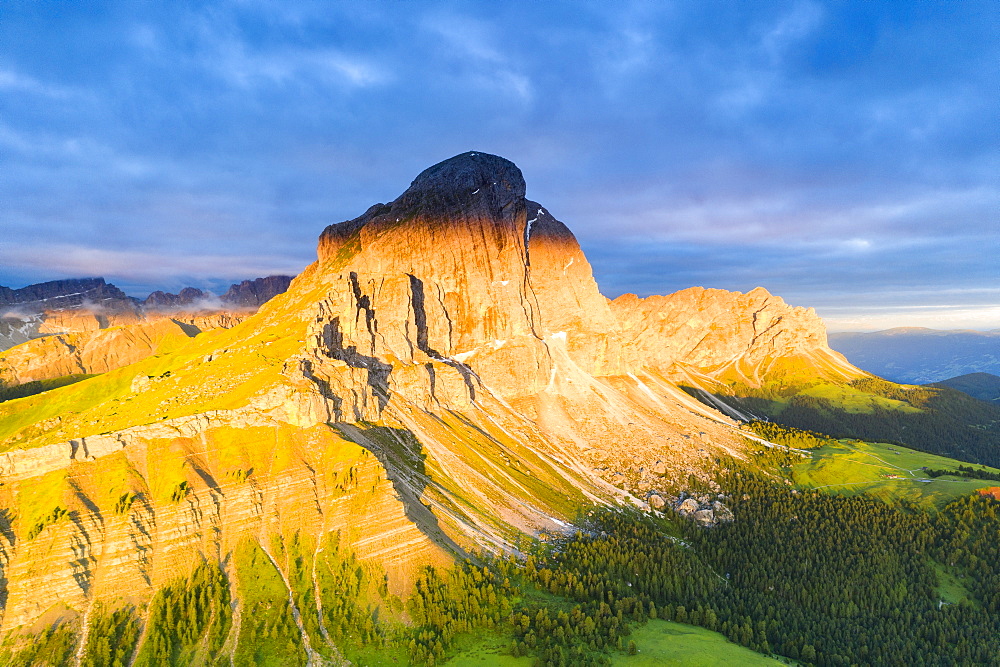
<box><xmin>387</xmin><ymin>151</ymin><xmax>527</xmax><ymax>228</ymax></box>
<box><xmin>399</xmin><ymin>151</ymin><xmax>525</xmax><ymax>215</ymax></box>
<box><xmin>318</xmin><ymin>151</ymin><xmax>528</xmax><ymax>262</ymax></box>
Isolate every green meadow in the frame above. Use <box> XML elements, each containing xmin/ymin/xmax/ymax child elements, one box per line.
<box><xmin>441</xmin><ymin>621</ymin><xmax>783</xmax><ymax>667</ymax></box>
<box><xmin>609</xmin><ymin>620</ymin><xmax>784</xmax><ymax>666</ymax></box>
<box><xmin>790</xmin><ymin>438</ymin><xmax>1000</xmax><ymax>507</ymax></box>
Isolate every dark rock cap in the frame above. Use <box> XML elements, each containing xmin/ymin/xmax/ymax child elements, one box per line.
<box><xmin>319</xmin><ymin>152</ymin><xmax>528</xmax><ymax>257</ymax></box>
<box><xmin>144</xmin><ymin>286</ymin><xmax>209</xmax><ymax>309</ymax></box>
<box><xmin>395</xmin><ymin>151</ymin><xmax>526</xmax><ymax>219</ymax></box>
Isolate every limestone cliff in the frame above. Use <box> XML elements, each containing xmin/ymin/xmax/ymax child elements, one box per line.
<box><xmin>0</xmin><ymin>318</ymin><xmax>198</xmax><ymax>387</ymax></box>
<box><xmin>219</xmin><ymin>275</ymin><xmax>294</xmax><ymax>308</ymax></box>
<box><xmin>0</xmin><ymin>151</ymin><xmax>870</xmax><ymax>654</ymax></box>
<box><xmin>611</xmin><ymin>286</ymin><xmax>863</xmax><ymax>387</ymax></box>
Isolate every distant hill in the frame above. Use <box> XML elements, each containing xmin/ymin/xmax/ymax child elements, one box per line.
<box><xmin>828</xmin><ymin>327</ymin><xmax>1000</xmax><ymax>383</ymax></box>
<box><xmin>931</xmin><ymin>372</ymin><xmax>1000</xmax><ymax>403</ymax></box>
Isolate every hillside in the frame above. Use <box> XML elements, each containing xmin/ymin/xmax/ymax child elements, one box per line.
<box><xmin>2</xmin><ymin>152</ymin><xmax>998</xmax><ymax>666</ymax></box>
<box><xmin>931</xmin><ymin>372</ymin><xmax>1000</xmax><ymax>403</ymax></box>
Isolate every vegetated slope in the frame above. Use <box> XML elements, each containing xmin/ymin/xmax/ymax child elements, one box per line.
<box><xmin>931</xmin><ymin>372</ymin><xmax>1000</xmax><ymax>403</ymax></box>
<box><xmin>748</xmin><ymin>421</ymin><xmax>1000</xmax><ymax>507</ymax></box>
<box><xmin>0</xmin><ymin>152</ymin><xmax>777</xmax><ymax>649</ymax></box>
<box><xmin>714</xmin><ymin>376</ymin><xmax>1000</xmax><ymax>467</ymax></box>
<box><xmin>0</xmin><ymin>152</ymin><xmax>900</xmax><ymax>665</ymax></box>
<box><xmin>829</xmin><ymin>327</ymin><xmax>1000</xmax><ymax>383</ymax></box>
<box><xmin>497</xmin><ymin>474</ymin><xmax>1000</xmax><ymax>666</ymax></box>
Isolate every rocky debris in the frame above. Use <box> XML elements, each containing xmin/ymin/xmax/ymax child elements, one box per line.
<box><xmin>647</xmin><ymin>494</ymin><xmax>666</xmax><ymax>510</ymax></box>
<box><xmin>712</xmin><ymin>500</ymin><xmax>735</xmax><ymax>523</ymax></box>
<box><xmin>675</xmin><ymin>496</ymin><xmax>734</xmax><ymax>527</ymax></box>
<box><xmin>677</xmin><ymin>498</ymin><xmax>701</xmax><ymax>515</ymax></box>
<box><xmin>0</xmin><ymin>313</ymin><xmax>43</xmax><ymax>350</ymax></box>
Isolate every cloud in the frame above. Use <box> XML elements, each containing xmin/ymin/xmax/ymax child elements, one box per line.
<box><xmin>420</xmin><ymin>12</ymin><xmax>534</xmax><ymax>103</ymax></box>
<box><xmin>0</xmin><ymin>1</ymin><xmax>995</xmax><ymax>330</ymax></box>
<box><xmin>0</xmin><ymin>67</ymin><xmax>81</xmax><ymax>99</ymax></box>
<box><xmin>821</xmin><ymin>304</ymin><xmax>1000</xmax><ymax>333</ymax></box>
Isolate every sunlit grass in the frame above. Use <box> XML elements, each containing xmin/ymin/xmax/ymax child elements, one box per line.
<box><xmin>791</xmin><ymin>439</ymin><xmax>1000</xmax><ymax>507</ymax></box>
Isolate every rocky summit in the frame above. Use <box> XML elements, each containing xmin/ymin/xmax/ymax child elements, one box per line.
<box><xmin>0</xmin><ymin>152</ymin><xmax>865</xmax><ymax>660</ymax></box>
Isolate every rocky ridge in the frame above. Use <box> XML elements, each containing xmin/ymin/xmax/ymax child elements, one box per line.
<box><xmin>0</xmin><ymin>152</ymin><xmax>867</xmax><ymax>646</ymax></box>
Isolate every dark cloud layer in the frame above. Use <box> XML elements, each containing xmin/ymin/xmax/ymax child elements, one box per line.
<box><xmin>1</xmin><ymin>1</ymin><xmax>996</xmax><ymax>329</ymax></box>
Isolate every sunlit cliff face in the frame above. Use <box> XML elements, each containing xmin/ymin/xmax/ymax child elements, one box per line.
<box><xmin>0</xmin><ymin>151</ymin><xmax>865</xmax><ymax>641</ymax></box>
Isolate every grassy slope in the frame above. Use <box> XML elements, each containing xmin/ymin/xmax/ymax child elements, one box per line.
<box><xmin>790</xmin><ymin>438</ymin><xmax>1000</xmax><ymax>507</ymax></box>
<box><xmin>440</xmin><ymin>620</ymin><xmax>784</xmax><ymax>666</ymax></box>
<box><xmin>441</xmin><ymin>631</ymin><xmax>534</xmax><ymax>666</ymax></box>
<box><xmin>715</xmin><ymin>372</ymin><xmax>1000</xmax><ymax>467</ymax></box>
<box><xmin>795</xmin><ymin>383</ymin><xmax>919</xmax><ymax>413</ymax></box>
<box><xmin>0</xmin><ymin>374</ymin><xmax>96</xmax><ymax>404</ymax></box>
<box><xmin>0</xmin><ymin>267</ymin><xmax>328</xmax><ymax>452</ymax></box>
<box><xmin>610</xmin><ymin>620</ymin><xmax>784</xmax><ymax>667</ymax></box>
<box><xmin>931</xmin><ymin>561</ymin><xmax>975</xmax><ymax>606</ymax></box>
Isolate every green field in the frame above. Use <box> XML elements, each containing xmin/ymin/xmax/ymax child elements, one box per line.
<box><xmin>790</xmin><ymin>439</ymin><xmax>1000</xmax><ymax>506</ymax></box>
<box><xmin>440</xmin><ymin>621</ymin><xmax>783</xmax><ymax>667</ymax></box>
<box><xmin>796</xmin><ymin>383</ymin><xmax>919</xmax><ymax>414</ymax></box>
<box><xmin>932</xmin><ymin>561</ymin><xmax>976</xmax><ymax>606</ymax></box>
<box><xmin>611</xmin><ymin>620</ymin><xmax>783</xmax><ymax>666</ymax></box>
<box><xmin>442</xmin><ymin>632</ymin><xmax>534</xmax><ymax>666</ymax></box>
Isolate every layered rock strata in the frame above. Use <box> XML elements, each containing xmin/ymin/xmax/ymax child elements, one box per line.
<box><xmin>0</xmin><ymin>151</ymin><xmax>868</xmax><ymax>644</ymax></box>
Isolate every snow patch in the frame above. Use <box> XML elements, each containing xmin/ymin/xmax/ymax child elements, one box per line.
<box><xmin>452</xmin><ymin>351</ymin><xmax>475</xmax><ymax>362</ymax></box>
<box><xmin>472</xmin><ymin>189</ymin><xmax>479</xmax><ymax>194</ymax></box>
<box><xmin>491</xmin><ymin>339</ymin><xmax>506</xmax><ymax>350</ymax></box>
<box><xmin>550</xmin><ymin>331</ymin><xmax>567</xmax><ymax>341</ymax></box>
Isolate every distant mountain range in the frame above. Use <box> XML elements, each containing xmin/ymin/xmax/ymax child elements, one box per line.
<box><xmin>828</xmin><ymin>327</ymin><xmax>1000</xmax><ymax>384</ymax></box>
<box><xmin>0</xmin><ymin>275</ymin><xmax>293</xmax><ymax>352</ymax></box>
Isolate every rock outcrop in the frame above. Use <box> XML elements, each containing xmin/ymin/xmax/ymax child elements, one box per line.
<box><xmin>220</xmin><ymin>275</ymin><xmax>293</xmax><ymax>308</ymax></box>
<box><xmin>0</xmin><ymin>151</ymin><xmax>869</xmax><ymax>643</ymax></box>
<box><xmin>0</xmin><ymin>279</ymin><xmax>143</xmax><ymax>350</ymax></box>
<box><xmin>0</xmin><ymin>278</ymin><xmax>136</xmax><ymax>312</ymax></box>
<box><xmin>611</xmin><ymin>286</ymin><xmax>862</xmax><ymax>387</ymax></box>
<box><xmin>143</xmin><ymin>286</ymin><xmax>208</xmax><ymax>309</ymax></box>
<box><xmin>0</xmin><ymin>318</ymin><xmax>199</xmax><ymax>387</ymax></box>
<box><xmin>675</xmin><ymin>496</ymin><xmax>734</xmax><ymax>526</ymax></box>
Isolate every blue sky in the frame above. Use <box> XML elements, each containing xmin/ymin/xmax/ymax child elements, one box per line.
<box><xmin>1</xmin><ymin>1</ymin><xmax>997</xmax><ymax>330</ymax></box>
